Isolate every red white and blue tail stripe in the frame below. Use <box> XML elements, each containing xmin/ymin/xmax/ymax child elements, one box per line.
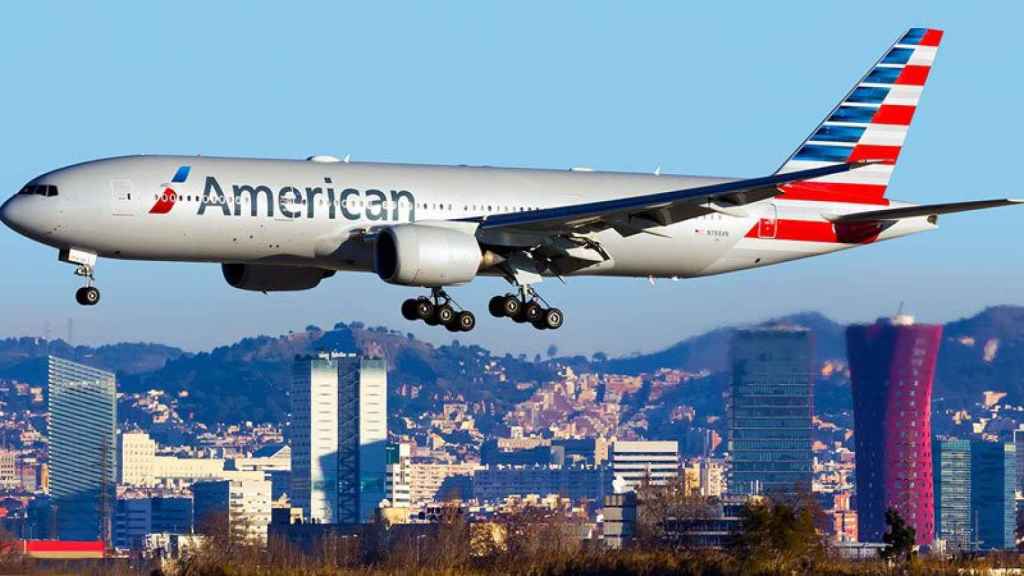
<box><xmin>776</xmin><ymin>28</ymin><xmax>943</xmax><ymax>205</ymax></box>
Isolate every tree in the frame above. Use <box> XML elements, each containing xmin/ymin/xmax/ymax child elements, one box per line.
<box><xmin>546</xmin><ymin>344</ymin><xmax>558</xmax><ymax>358</ymax></box>
<box><xmin>881</xmin><ymin>507</ymin><xmax>916</xmax><ymax>563</ymax></box>
<box><xmin>732</xmin><ymin>496</ymin><xmax>827</xmax><ymax>574</ymax></box>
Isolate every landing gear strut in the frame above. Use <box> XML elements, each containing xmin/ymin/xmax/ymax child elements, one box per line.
<box><xmin>73</xmin><ymin>264</ymin><xmax>100</xmax><ymax>306</ymax></box>
<box><xmin>401</xmin><ymin>288</ymin><xmax>475</xmax><ymax>332</ymax></box>
<box><xmin>488</xmin><ymin>285</ymin><xmax>564</xmax><ymax>330</ymax></box>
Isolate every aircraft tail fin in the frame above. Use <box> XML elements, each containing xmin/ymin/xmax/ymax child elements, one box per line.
<box><xmin>775</xmin><ymin>28</ymin><xmax>943</xmax><ymax>205</ymax></box>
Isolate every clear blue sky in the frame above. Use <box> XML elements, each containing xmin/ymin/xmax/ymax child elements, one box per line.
<box><xmin>1</xmin><ymin>2</ymin><xmax>1021</xmax><ymax>357</ymax></box>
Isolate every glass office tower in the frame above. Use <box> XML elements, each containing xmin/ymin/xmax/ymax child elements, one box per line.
<box><xmin>48</xmin><ymin>356</ymin><xmax>117</xmax><ymax>542</ymax></box>
<box><xmin>728</xmin><ymin>326</ymin><xmax>814</xmax><ymax>497</ymax></box>
<box><xmin>847</xmin><ymin>315</ymin><xmax>941</xmax><ymax>545</ymax></box>
<box><xmin>291</xmin><ymin>352</ymin><xmax>387</xmax><ymax>524</ymax></box>
<box><xmin>933</xmin><ymin>438</ymin><xmax>971</xmax><ymax>551</ymax></box>
<box><xmin>970</xmin><ymin>440</ymin><xmax>1016</xmax><ymax>550</ymax></box>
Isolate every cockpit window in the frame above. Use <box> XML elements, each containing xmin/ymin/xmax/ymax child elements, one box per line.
<box><xmin>17</xmin><ymin>185</ymin><xmax>58</xmax><ymax>197</ymax></box>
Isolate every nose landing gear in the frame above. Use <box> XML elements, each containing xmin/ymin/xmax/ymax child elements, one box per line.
<box><xmin>401</xmin><ymin>288</ymin><xmax>476</xmax><ymax>332</ymax></box>
<box><xmin>73</xmin><ymin>264</ymin><xmax>100</xmax><ymax>306</ymax></box>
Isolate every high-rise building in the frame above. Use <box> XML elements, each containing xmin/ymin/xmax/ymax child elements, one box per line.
<box><xmin>970</xmin><ymin>440</ymin><xmax>1016</xmax><ymax>550</ymax></box>
<box><xmin>291</xmin><ymin>352</ymin><xmax>388</xmax><ymax>523</ymax></box>
<box><xmin>1014</xmin><ymin>429</ymin><xmax>1024</xmax><ymax>495</ymax></box>
<box><xmin>610</xmin><ymin>440</ymin><xmax>679</xmax><ymax>489</ymax></box>
<box><xmin>193</xmin><ymin>479</ymin><xmax>271</xmax><ymax>544</ymax></box>
<box><xmin>933</xmin><ymin>438</ymin><xmax>971</xmax><ymax>551</ymax></box>
<box><xmin>847</xmin><ymin>315</ymin><xmax>941</xmax><ymax>545</ymax></box>
<box><xmin>728</xmin><ymin>327</ymin><xmax>814</xmax><ymax>497</ymax></box>
<box><xmin>48</xmin><ymin>356</ymin><xmax>117</xmax><ymax>542</ymax></box>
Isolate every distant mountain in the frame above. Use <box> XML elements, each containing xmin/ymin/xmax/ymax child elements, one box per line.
<box><xmin>2</xmin><ymin>307</ymin><xmax>1024</xmax><ymax>430</ymax></box>
<box><xmin>936</xmin><ymin>306</ymin><xmax>1024</xmax><ymax>410</ymax></box>
<box><xmin>587</xmin><ymin>311</ymin><xmax>847</xmax><ymax>375</ymax></box>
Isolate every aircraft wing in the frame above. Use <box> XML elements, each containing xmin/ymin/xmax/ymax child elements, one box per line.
<box><xmin>466</xmin><ymin>161</ymin><xmax>877</xmax><ymax>242</ymax></box>
<box><xmin>830</xmin><ymin>199</ymin><xmax>1024</xmax><ymax>223</ymax></box>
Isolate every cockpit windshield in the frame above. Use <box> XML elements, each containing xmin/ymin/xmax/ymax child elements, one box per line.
<box><xmin>18</xmin><ymin>185</ymin><xmax>58</xmax><ymax>197</ymax></box>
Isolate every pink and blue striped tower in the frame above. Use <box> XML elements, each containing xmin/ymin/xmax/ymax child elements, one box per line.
<box><xmin>847</xmin><ymin>315</ymin><xmax>942</xmax><ymax>545</ymax></box>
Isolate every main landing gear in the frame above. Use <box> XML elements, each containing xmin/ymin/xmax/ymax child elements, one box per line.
<box><xmin>73</xmin><ymin>264</ymin><xmax>100</xmax><ymax>306</ymax></box>
<box><xmin>401</xmin><ymin>288</ymin><xmax>476</xmax><ymax>332</ymax></box>
<box><xmin>488</xmin><ymin>287</ymin><xmax>564</xmax><ymax>330</ymax></box>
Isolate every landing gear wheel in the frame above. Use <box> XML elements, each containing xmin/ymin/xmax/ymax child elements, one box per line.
<box><xmin>488</xmin><ymin>296</ymin><xmax>506</xmax><ymax>318</ymax></box>
<box><xmin>523</xmin><ymin>301</ymin><xmax>543</xmax><ymax>323</ymax></box>
<box><xmin>415</xmin><ymin>298</ymin><xmax>435</xmax><ymax>321</ymax></box>
<box><xmin>456</xmin><ymin>311</ymin><xmax>476</xmax><ymax>332</ymax></box>
<box><xmin>75</xmin><ymin>286</ymin><xmax>100</xmax><ymax>306</ymax></box>
<box><xmin>500</xmin><ymin>296</ymin><xmax>521</xmax><ymax>318</ymax></box>
<box><xmin>541</xmin><ymin>308</ymin><xmax>564</xmax><ymax>330</ymax></box>
<box><xmin>401</xmin><ymin>299</ymin><xmax>419</xmax><ymax>321</ymax></box>
<box><xmin>435</xmin><ymin>304</ymin><xmax>455</xmax><ymax>325</ymax></box>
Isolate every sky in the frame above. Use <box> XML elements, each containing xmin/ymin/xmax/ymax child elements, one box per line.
<box><xmin>1</xmin><ymin>2</ymin><xmax>1022</xmax><ymax>358</ymax></box>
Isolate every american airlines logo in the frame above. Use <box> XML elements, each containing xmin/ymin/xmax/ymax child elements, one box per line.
<box><xmin>150</xmin><ymin>166</ymin><xmax>417</xmax><ymax>222</ymax></box>
<box><xmin>148</xmin><ymin>166</ymin><xmax>191</xmax><ymax>214</ymax></box>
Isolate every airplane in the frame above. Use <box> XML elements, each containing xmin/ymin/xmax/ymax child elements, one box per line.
<box><xmin>1</xmin><ymin>28</ymin><xmax>1019</xmax><ymax>333</ymax></box>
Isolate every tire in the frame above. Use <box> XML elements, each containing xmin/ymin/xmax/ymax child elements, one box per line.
<box><xmin>523</xmin><ymin>301</ymin><xmax>543</xmax><ymax>323</ymax></box>
<box><xmin>542</xmin><ymin>308</ymin><xmax>563</xmax><ymax>330</ymax></box>
<box><xmin>435</xmin><ymin>304</ymin><xmax>455</xmax><ymax>325</ymax></box>
<box><xmin>415</xmin><ymin>299</ymin><xmax>434</xmax><ymax>321</ymax></box>
<box><xmin>401</xmin><ymin>299</ymin><xmax>419</xmax><ymax>321</ymax></box>
<box><xmin>488</xmin><ymin>296</ymin><xmax>506</xmax><ymax>318</ymax></box>
<box><xmin>445</xmin><ymin>322</ymin><xmax>461</xmax><ymax>333</ymax></box>
<box><xmin>77</xmin><ymin>287</ymin><xmax>100</xmax><ymax>306</ymax></box>
<box><xmin>456</xmin><ymin>311</ymin><xmax>476</xmax><ymax>332</ymax></box>
<box><xmin>500</xmin><ymin>296</ymin><xmax>521</xmax><ymax>318</ymax></box>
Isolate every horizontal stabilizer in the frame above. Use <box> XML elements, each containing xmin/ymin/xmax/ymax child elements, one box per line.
<box><xmin>829</xmin><ymin>199</ymin><xmax>1024</xmax><ymax>223</ymax></box>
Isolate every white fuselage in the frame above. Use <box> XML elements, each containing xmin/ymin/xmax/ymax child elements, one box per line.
<box><xmin>0</xmin><ymin>155</ymin><xmax>937</xmax><ymax>280</ymax></box>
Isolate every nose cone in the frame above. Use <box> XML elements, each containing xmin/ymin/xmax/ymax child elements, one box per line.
<box><xmin>0</xmin><ymin>196</ymin><xmax>18</xmax><ymax>231</ymax></box>
<box><xmin>1</xmin><ymin>194</ymin><xmax>54</xmax><ymax>241</ymax></box>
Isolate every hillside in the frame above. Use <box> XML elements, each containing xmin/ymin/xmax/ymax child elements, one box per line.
<box><xmin>1</xmin><ymin>307</ymin><xmax>1023</xmax><ymax>429</ymax></box>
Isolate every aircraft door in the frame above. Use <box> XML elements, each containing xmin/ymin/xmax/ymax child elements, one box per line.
<box><xmin>757</xmin><ymin>203</ymin><xmax>777</xmax><ymax>239</ymax></box>
<box><xmin>110</xmin><ymin>179</ymin><xmax>137</xmax><ymax>216</ymax></box>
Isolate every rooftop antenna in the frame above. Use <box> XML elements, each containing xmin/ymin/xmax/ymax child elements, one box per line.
<box><xmin>896</xmin><ymin>301</ymin><xmax>905</xmax><ymax>316</ymax></box>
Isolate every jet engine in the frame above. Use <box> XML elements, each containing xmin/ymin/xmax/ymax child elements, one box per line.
<box><xmin>221</xmin><ymin>263</ymin><xmax>335</xmax><ymax>292</ymax></box>
<box><xmin>374</xmin><ymin>224</ymin><xmax>481</xmax><ymax>287</ymax></box>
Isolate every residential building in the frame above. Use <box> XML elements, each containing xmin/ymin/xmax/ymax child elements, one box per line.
<box><xmin>728</xmin><ymin>327</ymin><xmax>814</xmax><ymax>496</ymax></box>
<box><xmin>0</xmin><ymin>451</ymin><xmax>17</xmax><ymax>490</ymax></box>
<box><xmin>610</xmin><ymin>440</ymin><xmax>679</xmax><ymax>489</ymax></box>
<box><xmin>291</xmin><ymin>352</ymin><xmax>388</xmax><ymax>523</ymax></box>
<box><xmin>118</xmin><ymin>431</ymin><xmax>156</xmax><ymax>486</ymax></box>
<box><xmin>407</xmin><ymin>461</ymin><xmax>480</xmax><ymax>504</ymax></box>
<box><xmin>48</xmin><ymin>356</ymin><xmax>117</xmax><ymax>542</ymax></box>
<box><xmin>385</xmin><ymin>443</ymin><xmax>412</xmax><ymax>508</ymax></box>
<box><xmin>473</xmin><ymin>465</ymin><xmax>610</xmax><ymax>503</ymax></box>
<box><xmin>848</xmin><ymin>315</ymin><xmax>941</xmax><ymax>545</ymax></box>
<box><xmin>193</xmin><ymin>479</ymin><xmax>271</xmax><ymax>544</ymax></box>
<box><xmin>113</xmin><ymin>496</ymin><xmax>193</xmax><ymax>551</ymax></box>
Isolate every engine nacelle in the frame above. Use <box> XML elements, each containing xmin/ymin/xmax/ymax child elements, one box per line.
<box><xmin>222</xmin><ymin>263</ymin><xmax>334</xmax><ymax>292</ymax></box>
<box><xmin>374</xmin><ymin>224</ymin><xmax>481</xmax><ymax>287</ymax></box>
